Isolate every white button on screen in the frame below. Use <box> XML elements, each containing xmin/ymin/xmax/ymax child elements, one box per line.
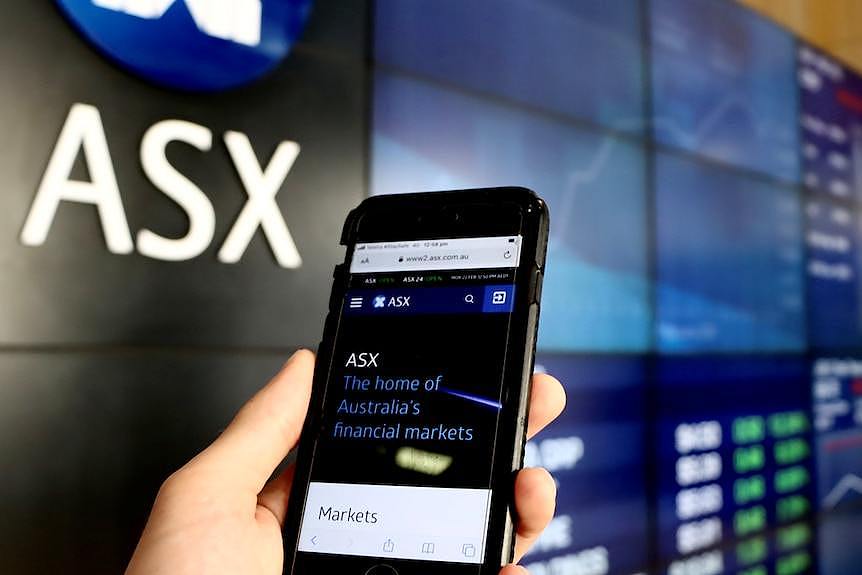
<box><xmin>298</xmin><ymin>482</ymin><xmax>492</xmax><ymax>564</ymax></box>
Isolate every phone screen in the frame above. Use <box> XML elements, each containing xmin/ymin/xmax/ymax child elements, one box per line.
<box><xmin>294</xmin><ymin>234</ymin><xmax>524</xmax><ymax>571</ymax></box>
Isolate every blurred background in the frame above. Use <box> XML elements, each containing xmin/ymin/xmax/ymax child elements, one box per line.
<box><xmin>1</xmin><ymin>0</ymin><xmax>860</xmax><ymax>573</ymax></box>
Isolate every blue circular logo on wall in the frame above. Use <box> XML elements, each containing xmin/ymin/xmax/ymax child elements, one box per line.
<box><xmin>55</xmin><ymin>0</ymin><xmax>313</xmax><ymax>92</ymax></box>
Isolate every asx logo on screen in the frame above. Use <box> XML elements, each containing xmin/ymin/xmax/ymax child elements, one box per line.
<box><xmin>54</xmin><ymin>0</ymin><xmax>313</xmax><ymax>91</ymax></box>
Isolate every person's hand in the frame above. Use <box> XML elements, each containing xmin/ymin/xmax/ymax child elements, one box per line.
<box><xmin>126</xmin><ymin>349</ymin><xmax>566</xmax><ymax>575</ymax></box>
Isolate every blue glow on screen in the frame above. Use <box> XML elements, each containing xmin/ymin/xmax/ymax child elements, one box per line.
<box><xmin>525</xmin><ymin>356</ymin><xmax>649</xmax><ymax>575</ymax></box>
<box><xmin>656</xmin><ymin>152</ymin><xmax>805</xmax><ymax>352</ymax></box>
<box><xmin>812</xmin><ymin>357</ymin><xmax>862</xmax><ymax>575</ymax></box>
<box><xmin>819</xmin><ymin>513</ymin><xmax>862</xmax><ymax>575</ymax></box>
<box><xmin>375</xmin><ymin>0</ymin><xmax>645</xmax><ymax>132</ymax></box>
<box><xmin>371</xmin><ymin>72</ymin><xmax>650</xmax><ymax>352</ymax></box>
<box><xmin>798</xmin><ymin>44</ymin><xmax>862</xmax><ymax>203</ymax></box>
<box><xmin>651</xmin><ymin>0</ymin><xmax>800</xmax><ymax>182</ymax></box>
<box><xmin>805</xmin><ymin>197</ymin><xmax>862</xmax><ymax>349</ymax></box>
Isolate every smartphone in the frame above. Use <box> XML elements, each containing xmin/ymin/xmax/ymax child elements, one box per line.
<box><xmin>283</xmin><ymin>187</ymin><xmax>549</xmax><ymax>575</ymax></box>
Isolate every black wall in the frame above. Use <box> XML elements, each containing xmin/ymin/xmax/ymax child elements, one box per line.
<box><xmin>0</xmin><ymin>2</ymin><xmax>369</xmax><ymax>572</ymax></box>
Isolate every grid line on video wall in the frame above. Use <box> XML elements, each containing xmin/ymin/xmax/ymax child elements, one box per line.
<box><xmin>368</xmin><ymin>0</ymin><xmax>862</xmax><ymax>573</ymax></box>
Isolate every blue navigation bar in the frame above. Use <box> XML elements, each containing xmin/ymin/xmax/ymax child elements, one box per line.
<box><xmin>343</xmin><ymin>285</ymin><xmax>515</xmax><ymax>315</ymax></box>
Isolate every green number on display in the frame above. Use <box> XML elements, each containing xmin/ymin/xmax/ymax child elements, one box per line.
<box><xmin>734</xmin><ymin>445</ymin><xmax>765</xmax><ymax>474</ymax></box>
<box><xmin>736</xmin><ymin>536</ymin><xmax>768</xmax><ymax>566</ymax></box>
<box><xmin>777</xmin><ymin>522</ymin><xmax>812</xmax><ymax>551</ymax></box>
<box><xmin>735</xmin><ymin>475</ymin><xmax>766</xmax><ymax>505</ymax></box>
<box><xmin>774</xmin><ymin>438</ymin><xmax>810</xmax><ymax>466</ymax></box>
<box><xmin>775</xmin><ymin>466</ymin><xmax>810</xmax><ymax>494</ymax></box>
<box><xmin>776</xmin><ymin>551</ymin><xmax>812</xmax><ymax>575</ymax></box>
<box><xmin>767</xmin><ymin>411</ymin><xmax>809</xmax><ymax>438</ymax></box>
<box><xmin>776</xmin><ymin>495</ymin><xmax>811</xmax><ymax>522</ymax></box>
<box><xmin>733</xmin><ymin>416</ymin><xmax>765</xmax><ymax>444</ymax></box>
<box><xmin>734</xmin><ymin>505</ymin><xmax>766</xmax><ymax>537</ymax></box>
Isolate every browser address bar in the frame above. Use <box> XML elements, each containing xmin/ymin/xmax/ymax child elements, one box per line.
<box><xmin>350</xmin><ymin>235</ymin><xmax>522</xmax><ymax>273</ymax></box>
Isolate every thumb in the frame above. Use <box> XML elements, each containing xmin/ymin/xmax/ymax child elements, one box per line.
<box><xmin>192</xmin><ymin>349</ymin><xmax>315</xmax><ymax>493</ymax></box>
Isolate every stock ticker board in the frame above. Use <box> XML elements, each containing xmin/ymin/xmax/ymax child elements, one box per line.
<box><xmin>655</xmin><ymin>358</ymin><xmax>816</xmax><ymax>575</ymax></box>
<box><xmin>369</xmin><ymin>0</ymin><xmax>862</xmax><ymax>573</ymax></box>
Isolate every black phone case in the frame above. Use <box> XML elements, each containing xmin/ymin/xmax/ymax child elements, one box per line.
<box><xmin>283</xmin><ymin>187</ymin><xmax>549</xmax><ymax>575</ymax></box>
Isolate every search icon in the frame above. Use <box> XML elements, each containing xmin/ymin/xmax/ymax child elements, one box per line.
<box><xmin>464</xmin><ymin>293</ymin><xmax>475</xmax><ymax>304</ymax></box>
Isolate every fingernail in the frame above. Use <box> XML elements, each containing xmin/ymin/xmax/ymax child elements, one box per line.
<box><xmin>284</xmin><ymin>348</ymin><xmax>304</xmax><ymax>366</ymax></box>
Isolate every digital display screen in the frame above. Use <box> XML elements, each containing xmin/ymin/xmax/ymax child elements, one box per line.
<box><xmin>655</xmin><ymin>151</ymin><xmax>805</xmax><ymax>353</ymax></box>
<box><xmin>370</xmin><ymin>1</ymin><xmax>862</xmax><ymax>573</ymax></box>
<box><xmin>804</xmin><ymin>196</ymin><xmax>862</xmax><ymax>349</ymax></box>
<box><xmin>650</xmin><ymin>0</ymin><xmax>799</xmax><ymax>183</ymax></box>
<box><xmin>798</xmin><ymin>44</ymin><xmax>862</xmax><ymax>203</ymax></box>
<box><xmin>374</xmin><ymin>0</ymin><xmax>645</xmax><ymax>132</ymax></box>
<box><xmin>655</xmin><ymin>357</ymin><xmax>815</xmax><ymax>574</ymax></box>
<box><xmin>799</xmin><ymin>44</ymin><xmax>862</xmax><ymax>351</ymax></box>
<box><xmin>294</xmin><ymin>236</ymin><xmax>524</xmax><ymax>572</ymax></box>
<box><xmin>371</xmin><ymin>72</ymin><xmax>650</xmax><ymax>353</ymax></box>
<box><xmin>804</xmin><ymin>356</ymin><xmax>862</xmax><ymax>575</ymax></box>
<box><xmin>523</xmin><ymin>356</ymin><xmax>649</xmax><ymax>575</ymax></box>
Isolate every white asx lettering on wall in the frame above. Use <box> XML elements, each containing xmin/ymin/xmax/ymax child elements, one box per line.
<box><xmin>20</xmin><ymin>103</ymin><xmax>303</xmax><ymax>268</ymax></box>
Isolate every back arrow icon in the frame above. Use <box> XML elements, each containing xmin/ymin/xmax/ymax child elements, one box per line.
<box><xmin>310</xmin><ymin>536</ymin><xmax>318</xmax><ymax>546</ymax></box>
